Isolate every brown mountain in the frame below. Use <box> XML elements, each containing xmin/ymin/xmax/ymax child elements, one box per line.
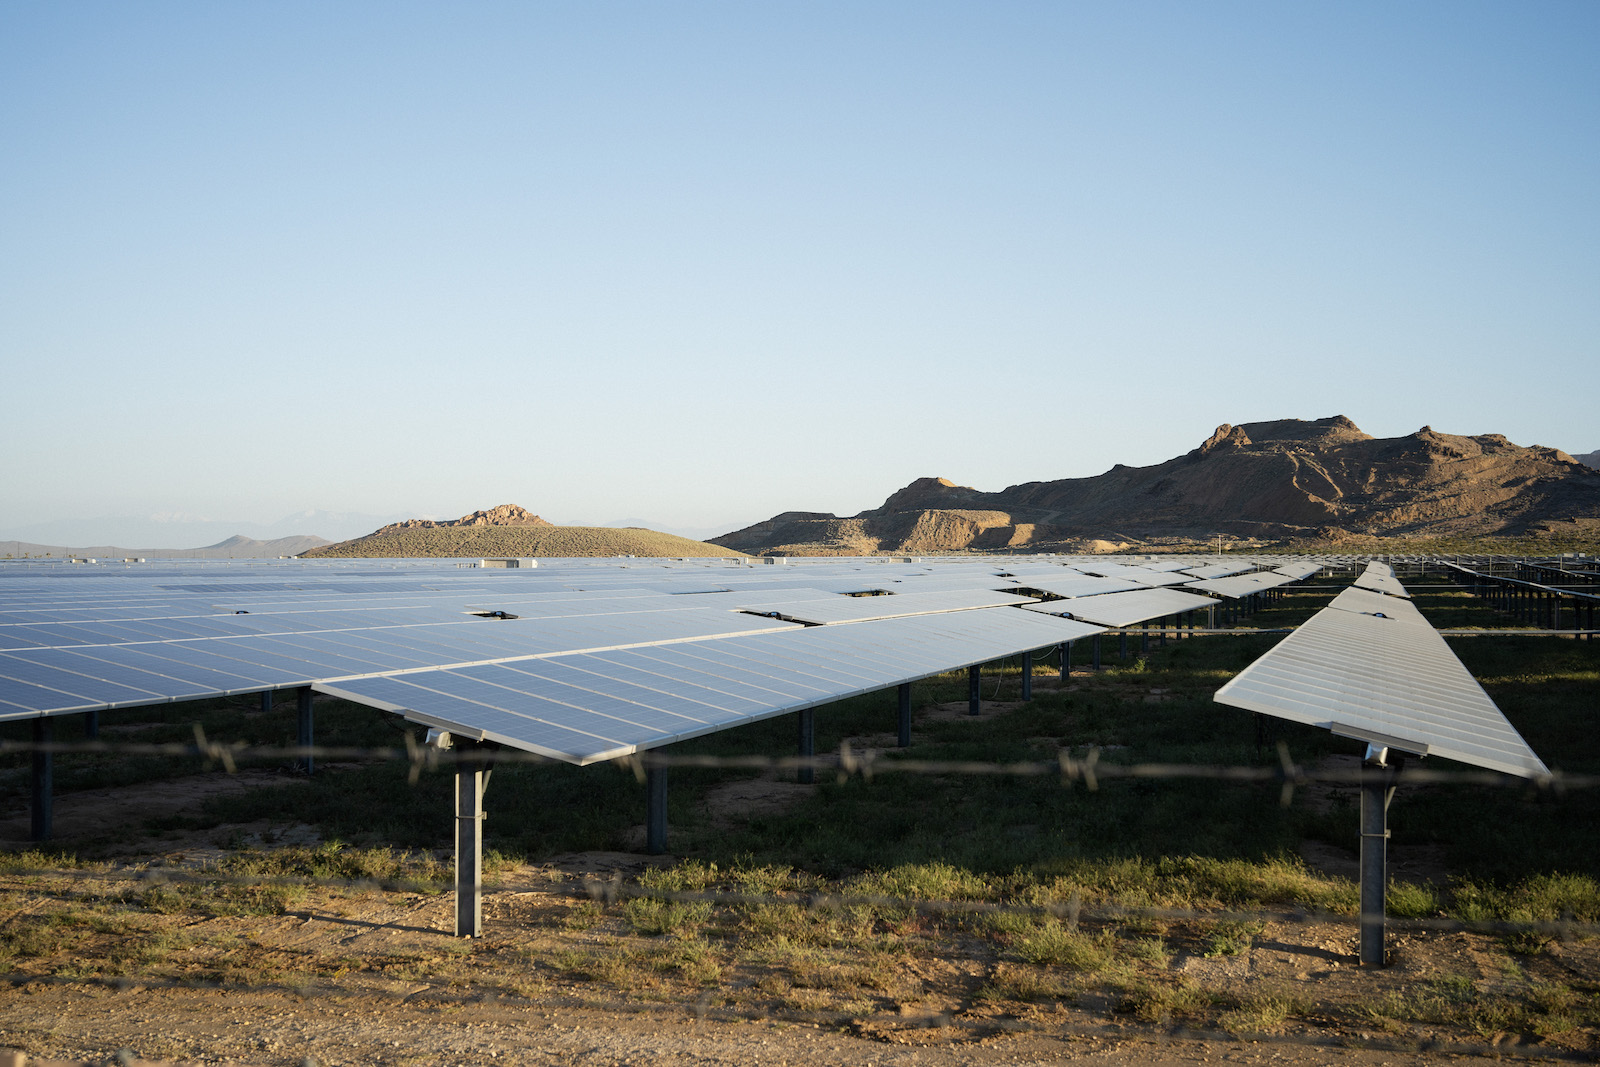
<box><xmin>303</xmin><ymin>505</ymin><xmax>741</xmax><ymax>558</ymax></box>
<box><xmin>710</xmin><ymin>417</ymin><xmax>1600</xmax><ymax>555</ymax></box>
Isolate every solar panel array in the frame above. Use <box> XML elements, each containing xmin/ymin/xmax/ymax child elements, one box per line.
<box><xmin>321</xmin><ymin>608</ymin><xmax>1101</xmax><ymax>764</ymax></box>
<box><xmin>1214</xmin><ymin>564</ymin><xmax>1547</xmax><ymax>777</ymax></box>
<box><xmin>0</xmin><ymin>553</ymin><xmax>1336</xmax><ymax>765</ymax></box>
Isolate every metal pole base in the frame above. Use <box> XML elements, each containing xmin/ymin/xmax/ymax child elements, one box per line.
<box><xmin>297</xmin><ymin>687</ymin><xmax>314</xmax><ymax>776</ymax></box>
<box><xmin>646</xmin><ymin>765</ymin><xmax>668</xmax><ymax>855</ymax></box>
<box><xmin>897</xmin><ymin>683</ymin><xmax>911</xmax><ymax>748</ymax></box>
<box><xmin>797</xmin><ymin>708</ymin><xmax>815</xmax><ymax>785</ymax></box>
<box><xmin>1359</xmin><ymin>750</ymin><xmax>1398</xmax><ymax>967</ymax></box>
<box><xmin>31</xmin><ymin>718</ymin><xmax>53</xmax><ymax>843</ymax></box>
<box><xmin>455</xmin><ymin>747</ymin><xmax>490</xmax><ymax>938</ymax></box>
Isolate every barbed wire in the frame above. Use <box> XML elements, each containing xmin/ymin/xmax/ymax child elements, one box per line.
<box><xmin>0</xmin><ymin>736</ymin><xmax>1591</xmax><ymax>792</ymax></box>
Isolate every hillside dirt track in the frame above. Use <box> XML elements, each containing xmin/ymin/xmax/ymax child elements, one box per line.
<box><xmin>1</xmin><ymin>768</ymin><xmax>1596</xmax><ymax>1066</ymax></box>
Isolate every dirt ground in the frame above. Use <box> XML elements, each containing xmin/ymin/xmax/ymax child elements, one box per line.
<box><xmin>2</xmin><ymin>755</ymin><xmax>1597</xmax><ymax>1067</ymax></box>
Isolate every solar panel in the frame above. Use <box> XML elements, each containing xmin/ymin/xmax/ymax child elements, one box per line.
<box><xmin>1183</xmin><ymin>573</ymin><xmax>1289</xmax><ymax>599</ymax></box>
<box><xmin>1181</xmin><ymin>563</ymin><xmax>1256</xmax><ymax>580</ymax></box>
<box><xmin>1020</xmin><ymin>587</ymin><xmax>1217</xmax><ymax>628</ymax></box>
<box><xmin>733</xmin><ymin>588</ymin><xmax>1036</xmax><ymax>625</ymax></box>
<box><xmin>1214</xmin><ymin>583</ymin><xmax>1546</xmax><ymax>777</ymax></box>
<box><xmin>1352</xmin><ymin>562</ymin><xmax>1411</xmax><ymax>598</ymax></box>
<box><xmin>1008</xmin><ymin>575</ymin><xmax>1144</xmax><ymax>599</ymax></box>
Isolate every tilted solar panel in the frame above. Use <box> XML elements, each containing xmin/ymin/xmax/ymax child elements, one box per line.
<box><xmin>1215</xmin><ymin>582</ymin><xmax>1546</xmax><ymax>777</ymax></box>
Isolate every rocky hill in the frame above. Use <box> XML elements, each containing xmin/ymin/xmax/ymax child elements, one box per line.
<box><xmin>711</xmin><ymin>417</ymin><xmax>1600</xmax><ymax>555</ymax></box>
<box><xmin>303</xmin><ymin>505</ymin><xmax>742</xmax><ymax>558</ymax></box>
<box><xmin>1576</xmin><ymin>450</ymin><xmax>1600</xmax><ymax>470</ymax></box>
<box><xmin>0</xmin><ymin>534</ymin><xmax>330</xmax><ymax>560</ymax></box>
<box><xmin>370</xmin><ymin>503</ymin><xmax>553</xmax><ymax>535</ymax></box>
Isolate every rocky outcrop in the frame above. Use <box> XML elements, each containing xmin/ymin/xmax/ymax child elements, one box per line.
<box><xmin>373</xmin><ymin>504</ymin><xmax>552</xmax><ymax>535</ymax></box>
<box><xmin>710</xmin><ymin>417</ymin><xmax>1600</xmax><ymax>555</ymax></box>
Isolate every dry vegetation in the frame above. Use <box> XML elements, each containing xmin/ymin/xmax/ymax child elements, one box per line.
<box><xmin>1</xmin><ymin>842</ymin><xmax>1596</xmax><ymax>1064</ymax></box>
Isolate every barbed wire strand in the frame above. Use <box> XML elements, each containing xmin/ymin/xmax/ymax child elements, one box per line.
<box><xmin>0</xmin><ymin>738</ymin><xmax>1590</xmax><ymax>791</ymax></box>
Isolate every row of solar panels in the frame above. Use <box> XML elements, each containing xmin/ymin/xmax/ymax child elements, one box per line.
<box><xmin>0</xmin><ymin>555</ymin><xmax>1321</xmax><ymax>628</ymax></box>
<box><xmin>323</xmin><ymin>610</ymin><xmax>1103</xmax><ymax>764</ymax></box>
<box><xmin>0</xmin><ymin>579</ymin><xmax>1218</xmax><ymax>722</ymax></box>
<box><xmin>0</xmin><ymin>557</ymin><xmax>1333</xmax><ymax>761</ymax></box>
<box><xmin>1215</xmin><ymin>562</ymin><xmax>1547</xmax><ymax>778</ymax></box>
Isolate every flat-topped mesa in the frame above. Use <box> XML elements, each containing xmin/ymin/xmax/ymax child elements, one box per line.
<box><xmin>374</xmin><ymin>504</ymin><xmax>553</xmax><ymax>535</ymax></box>
<box><xmin>1233</xmin><ymin>415</ymin><xmax>1372</xmax><ymax>447</ymax></box>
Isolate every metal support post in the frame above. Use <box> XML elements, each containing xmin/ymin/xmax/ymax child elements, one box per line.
<box><xmin>967</xmin><ymin>664</ymin><xmax>981</xmax><ymax>715</ymax></box>
<box><xmin>797</xmin><ymin>707</ymin><xmax>815</xmax><ymax>784</ymax></box>
<box><xmin>297</xmin><ymin>687</ymin><xmax>314</xmax><ymax>775</ymax></box>
<box><xmin>1021</xmin><ymin>650</ymin><xmax>1033</xmax><ymax>702</ymax></box>
<box><xmin>1141</xmin><ymin>622</ymin><xmax>1149</xmax><ymax>655</ymax></box>
<box><xmin>897</xmin><ymin>683</ymin><xmax>911</xmax><ymax>748</ymax></box>
<box><xmin>1059</xmin><ymin>642</ymin><xmax>1071</xmax><ymax>680</ymax></box>
<box><xmin>260</xmin><ymin>690</ymin><xmax>272</xmax><ymax>716</ymax></box>
<box><xmin>84</xmin><ymin>710</ymin><xmax>98</xmax><ymax>739</ymax></box>
<box><xmin>1092</xmin><ymin>634</ymin><xmax>1101</xmax><ymax>671</ymax></box>
<box><xmin>31</xmin><ymin>717</ymin><xmax>53</xmax><ymax>842</ymax></box>
<box><xmin>1359</xmin><ymin>749</ymin><xmax>1399</xmax><ymax>967</ymax></box>
<box><xmin>1119</xmin><ymin>631</ymin><xmax>1127</xmax><ymax>659</ymax></box>
<box><xmin>646</xmin><ymin>764</ymin><xmax>669</xmax><ymax>855</ymax></box>
<box><xmin>454</xmin><ymin>746</ymin><xmax>491</xmax><ymax>938</ymax></box>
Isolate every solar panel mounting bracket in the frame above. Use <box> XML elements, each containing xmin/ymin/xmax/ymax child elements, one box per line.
<box><xmin>1328</xmin><ymin>722</ymin><xmax>1429</xmax><ymax>758</ymax></box>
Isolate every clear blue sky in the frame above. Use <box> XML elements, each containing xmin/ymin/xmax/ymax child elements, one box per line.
<box><xmin>3</xmin><ymin>1</ymin><xmax>1596</xmax><ymax>543</ymax></box>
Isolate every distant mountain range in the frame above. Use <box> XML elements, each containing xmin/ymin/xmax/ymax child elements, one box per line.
<box><xmin>1</xmin><ymin>534</ymin><xmax>330</xmax><ymax>560</ymax></box>
<box><xmin>711</xmin><ymin>417</ymin><xmax>1600</xmax><ymax>555</ymax></box>
<box><xmin>0</xmin><ymin>509</ymin><xmax>412</xmax><ymax>550</ymax></box>
<box><xmin>0</xmin><ymin>506</ymin><xmax>740</xmax><ymax>555</ymax></box>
